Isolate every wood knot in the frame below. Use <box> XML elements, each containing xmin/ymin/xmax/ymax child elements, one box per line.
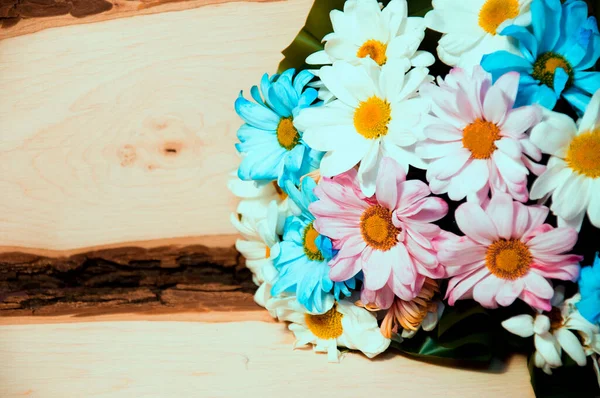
<box><xmin>117</xmin><ymin>145</ymin><xmax>137</xmax><ymax>167</ymax></box>
<box><xmin>162</xmin><ymin>141</ymin><xmax>182</xmax><ymax>156</ymax></box>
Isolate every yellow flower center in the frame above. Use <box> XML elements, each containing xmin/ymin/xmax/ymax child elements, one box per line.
<box><xmin>532</xmin><ymin>52</ymin><xmax>574</xmax><ymax>89</ymax></box>
<box><xmin>353</xmin><ymin>96</ymin><xmax>392</xmax><ymax>139</ymax></box>
<box><xmin>305</xmin><ymin>304</ymin><xmax>344</xmax><ymax>339</ymax></box>
<box><xmin>360</xmin><ymin>205</ymin><xmax>398</xmax><ymax>251</ymax></box>
<box><xmin>565</xmin><ymin>130</ymin><xmax>600</xmax><ymax>178</ymax></box>
<box><xmin>462</xmin><ymin>119</ymin><xmax>501</xmax><ymax>159</ymax></box>
<box><xmin>276</xmin><ymin>117</ymin><xmax>300</xmax><ymax>150</ymax></box>
<box><xmin>303</xmin><ymin>222</ymin><xmax>324</xmax><ymax>261</ymax></box>
<box><xmin>356</xmin><ymin>39</ymin><xmax>388</xmax><ymax>66</ymax></box>
<box><xmin>486</xmin><ymin>239</ymin><xmax>532</xmax><ymax>280</ymax></box>
<box><xmin>265</xmin><ymin>245</ymin><xmax>271</xmax><ymax>259</ymax></box>
<box><xmin>478</xmin><ymin>0</ymin><xmax>520</xmax><ymax>35</ymax></box>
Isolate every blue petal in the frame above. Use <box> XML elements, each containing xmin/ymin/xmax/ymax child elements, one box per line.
<box><xmin>237</xmin><ymin>146</ymin><xmax>285</xmax><ymax>181</ymax></box>
<box><xmin>516</xmin><ymin>82</ymin><xmax>558</xmax><ymax>109</ymax></box>
<box><xmin>553</xmin><ymin>67</ymin><xmax>569</xmax><ymax>95</ymax></box>
<box><xmin>236</xmin><ymin>124</ymin><xmax>275</xmax><ymax>143</ymax></box>
<box><xmin>562</xmin><ymin>86</ymin><xmax>591</xmax><ymax>113</ymax></box>
<box><xmin>260</xmin><ymin>73</ymin><xmax>277</xmax><ymax>109</ymax></box>
<box><xmin>560</xmin><ymin>0</ymin><xmax>589</xmax><ymax>42</ymax></box>
<box><xmin>297</xmin><ymin>262</ymin><xmax>322</xmax><ymax>312</ymax></box>
<box><xmin>316</xmin><ymin>235</ymin><xmax>335</xmax><ymax>260</ymax></box>
<box><xmin>576</xmin><ymin>294</ymin><xmax>600</xmax><ymax>324</ymax></box>
<box><xmin>268</xmin><ymin>79</ymin><xmax>296</xmax><ymax>117</ymax></box>
<box><xmin>296</xmin><ymin>88</ymin><xmax>319</xmax><ymax>114</ymax></box>
<box><xmin>502</xmin><ymin>25</ymin><xmax>538</xmax><ymax>60</ymax></box>
<box><xmin>573</xmin><ymin>21</ymin><xmax>600</xmax><ymax>69</ymax></box>
<box><xmin>250</xmin><ymin>85</ymin><xmax>265</xmax><ymax>107</ymax></box>
<box><xmin>293</xmin><ymin>69</ymin><xmax>315</xmax><ymax>95</ymax></box>
<box><xmin>234</xmin><ymin>93</ymin><xmax>280</xmax><ymax>130</ymax></box>
<box><xmin>281</xmin><ymin>217</ymin><xmax>306</xmax><ymax>245</ymax></box>
<box><xmin>574</xmin><ymin>70</ymin><xmax>600</xmax><ymax>95</ymax></box>
<box><xmin>531</xmin><ymin>0</ymin><xmax>561</xmax><ymax>53</ymax></box>
<box><xmin>281</xmin><ymin>144</ymin><xmax>307</xmax><ymax>184</ymax></box>
<box><xmin>481</xmin><ymin>51</ymin><xmax>533</xmax><ymax>81</ymax></box>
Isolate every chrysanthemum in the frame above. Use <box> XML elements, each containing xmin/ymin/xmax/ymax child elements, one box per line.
<box><xmin>295</xmin><ymin>60</ymin><xmax>431</xmax><ymax>196</ymax></box>
<box><xmin>309</xmin><ymin>157</ymin><xmax>448</xmax><ymax>310</ymax></box>
<box><xmin>529</xmin><ymin>90</ymin><xmax>600</xmax><ymax>229</ymax></box>
<box><xmin>502</xmin><ymin>287</ymin><xmax>599</xmax><ymax>374</ymax></box>
<box><xmin>439</xmin><ymin>192</ymin><xmax>582</xmax><ymax>311</ymax></box>
<box><xmin>481</xmin><ymin>0</ymin><xmax>600</xmax><ymax>113</ymax></box>
<box><xmin>230</xmin><ymin>201</ymin><xmax>280</xmax><ymax>287</ymax></box>
<box><xmin>270</xmin><ymin>178</ymin><xmax>356</xmax><ymax>313</ymax></box>
<box><xmin>577</xmin><ymin>253</ymin><xmax>600</xmax><ymax>325</ymax></box>
<box><xmin>306</xmin><ymin>0</ymin><xmax>433</xmax><ymax>100</ymax></box>
<box><xmin>266</xmin><ymin>294</ymin><xmax>390</xmax><ymax>362</ymax></box>
<box><xmin>425</xmin><ymin>0</ymin><xmax>532</xmax><ymax>68</ymax></box>
<box><xmin>378</xmin><ymin>278</ymin><xmax>444</xmax><ymax>339</ymax></box>
<box><xmin>416</xmin><ymin>67</ymin><xmax>543</xmax><ymax>203</ymax></box>
<box><xmin>235</xmin><ymin>69</ymin><xmax>323</xmax><ymax>185</ymax></box>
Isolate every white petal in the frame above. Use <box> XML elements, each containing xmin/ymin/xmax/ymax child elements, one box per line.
<box><xmin>502</xmin><ymin>314</ymin><xmax>535</xmax><ymax>337</ymax></box>
<box><xmin>555</xmin><ymin>329</ymin><xmax>587</xmax><ymax>366</ymax></box>
<box><xmin>534</xmin><ymin>332</ymin><xmax>562</xmax><ymax>367</ymax></box>
<box><xmin>534</xmin><ymin>315</ymin><xmax>551</xmax><ymax>335</ymax></box>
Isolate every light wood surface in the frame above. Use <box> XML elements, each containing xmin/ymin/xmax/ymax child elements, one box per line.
<box><xmin>0</xmin><ymin>0</ymin><xmax>313</xmax><ymax>254</ymax></box>
<box><xmin>0</xmin><ymin>316</ymin><xmax>535</xmax><ymax>397</ymax></box>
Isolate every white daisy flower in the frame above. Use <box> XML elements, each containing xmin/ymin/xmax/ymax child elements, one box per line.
<box><xmin>294</xmin><ymin>60</ymin><xmax>431</xmax><ymax>196</ymax></box>
<box><xmin>502</xmin><ymin>288</ymin><xmax>599</xmax><ymax>375</ymax></box>
<box><xmin>230</xmin><ymin>201</ymin><xmax>279</xmax><ymax>293</ymax></box>
<box><xmin>305</xmin><ymin>0</ymin><xmax>434</xmax><ymax>102</ymax></box>
<box><xmin>529</xmin><ymin>90</ymin><xmax>600</xmax><ymax>230</ymax></box>
<box><xmin>425</xmin><ymin>0</ymin><xmax>532</xmax><ymax>68</ymax></box>
<box><xmin>228</xmin><ymin>171</ymin><xmax>290</xmax><ymax>225</ymax></box>
<box><xmin>266</xmin><ymin>294</ymin><xmax>391</xmax><ymax>362</ymax></box>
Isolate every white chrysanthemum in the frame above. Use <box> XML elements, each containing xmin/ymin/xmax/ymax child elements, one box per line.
<box><xmin>228</xmin><ymin>172</ymin><xmax>290</xmax><ymax>224</ymax></box>
<box><xmin>502</xmin><ymin>288</ymin><xmax>599</xmax><ymax>375</ymax></box>
<box><xmin>530</xmin><ymin>90</ymin><xmax>600</xmax><ymax>230</ymax></box>
<box><xmin>425</xmin><ymin>0</ymin><xmax>532</xmax><ymax>68</ymax></box>
<box><xmin>295</xmin><ymin>60</ymin><xmax>431</xmax><ymax>196</ymax></box>
<box><xmin>230</xmin><ymin>201</ymin><xmax>280</xmax><ymax>310</ymax></box>
<box><xmin>305</xmin><ymin>0</ymin><xmax>434</xmax><ymax>102</ymax></box>
<box><xmin>266</xmin><ymin>295</ymin><xmax>390</xmax><ymax>362</ymax></box>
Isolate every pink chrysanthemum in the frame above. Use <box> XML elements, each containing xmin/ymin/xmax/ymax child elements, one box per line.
<box><xmin>309</xmin><ymin>157</ymin><xmax>448</xmax><ymax>310</ymax></box>
<box><xmin>416</xmin><ymin>66</ymin><xmax>545</xmax><ymax>203</ymax></box>
<box><xmin>439</xmin><ymin>193</ymin><xmax>582</xmax><ymax>311</ymax></box>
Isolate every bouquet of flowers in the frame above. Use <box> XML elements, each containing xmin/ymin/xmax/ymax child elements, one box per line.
<box><xmin>230</xmin><ymin>0</ymin><xmax>600</xmax><ymax>395</ymax></box>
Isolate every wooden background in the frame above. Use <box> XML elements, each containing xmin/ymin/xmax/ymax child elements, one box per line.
<box><xmin>0</xmin><ymin>0</ymin><xmax>534</xmax><ymax>395</ymax></box>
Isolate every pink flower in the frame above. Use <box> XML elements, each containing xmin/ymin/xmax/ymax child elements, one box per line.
<box><xmin>439</xmin><ymin>193</ymin><xmax>582</xmax><ymax>312</ymax></box>
<box><xmin>309</xmin><ymin>157</ymin><xmax>448</xmax><ymax>310</ymax></box>
<box><xmin>416</xmin><ymin>66</ymin><xmax>545</xmax><ymax>203</ymax></box>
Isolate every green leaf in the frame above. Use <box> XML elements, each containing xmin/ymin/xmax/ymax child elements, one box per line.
<box><xmin>278</xmin><ymin>0</ymin><xmax>345</xmax><ymax>73</ymax></box>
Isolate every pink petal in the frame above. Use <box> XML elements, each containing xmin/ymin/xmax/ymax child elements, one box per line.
<box><xmin>393</xmin><ymin>244</ymin><xmax>416</xmax><ymax>285</ymax></box>
<box><xmin>496</xmin><ymin>279</ymin><xmax>525</xmax><ymax>307</ymax></box>
<box><xmin>523</xmin><ymin>204</ymin><xmax>550</xmax><ymax>236</ymax></box>
<box><xmin>530</xmin><ymin>261</ymin><xmax>581</xmax><ymax>282</ymax></box>
<box><xmin>446</xmin><ymin>266</ymin><xmax>489</xmax><ymax>305</ymax></box>
<box><xmin>511</xmin><ymin>201</ymin><xmax>530</xmax><ymax>239</ymax></box>
<box><xmin>313</xmin><ymin>218</ymin><xmax>360</xmax><ymax>240</ymax></box>
<box><xmin>405</xmin><ymin>235</ymin><xmax>437</xmax><ymax>268</ymax></box>
<box><xmin>334</xmin><ymin>234</ymin><xmax>367</xmax><ymax>258</ymax></box>
<box><xmin>361</xmin><ymin>283</ymin><xmax>395</xmax><ymax>310</ymax></box>
<box><xmin>362</xmin><ymin>249</ymin><xmax>392</xmax><ymax>291</ymax></box>
<box><xmin>485</xmin><ymin>192</ymin><xmax>514</xmax><ymax>239</ymax></box>
<box><xmin>493</xmin><ymin>151</ymin><xmax>528</xmax><ymax>185</ymax></box>
<box><xmin>438</xmin><ymin>244</ymin><xmax>487</xmax><ymax>267</ymax></box>
<box><xmin>500</xmin><ymin>106</ymin><xmax>542</xmax><ymax>138</ymax></box>
<box><xmin>495</xmin><ymin>137</ymin><xmax>522</xmax><ymax>159</ymax></box>
<box><xmin>472</xmin><ymin>274</ymin><xmax>503</xmax><ymax>308</ymax></box>
<box><xmin>375</xmin><ymin>157</ymin><xmax>405</xmax><ymax>210</ymax></box>
<box><xmin>520</xmin><ymin>290</ymin><xmax>552</xmax><ymax>312</ymax></box>
<box><xmin>397</xmin><ymin>197</ymin><xmax>449</xmax><ymax>223</ymax></box>
<box><xmin>424</xmin><ymin>123</ymin><xmax>463</xmax><ymax>141</ymax></box>
<box><xmin>426</xmin><ymin>150</ymin><xmax>472</xmax><ymax>180</ymax></box>
<box><xmin>523</xmin><ymin>271</ymin><xmax>554</xmax><ymax>300</ymax></box>
<box><xmin>396</xmin><ymin>180</ymin><xmax>432</xmax><ymax>210</ymax></box>
<box><xmin>329</xmin><ymin>255</ymin><xmax>361</xmax><ymax>282</ymax></box>
<box><xmin>390</xmin><ymin>272</ymin><xmax>418</xmax><ymax>301</ymax></box>
<box><xmin>444</xmin><ymin>259</ymin><xmax>488</xmax><ymax>278</ymax></box>
<box><xmin>527</xmin><ymin>227</ymin><xmax>579</xmax><ymax>255</ymax></box>
<box><xmin>455</xmin><ymin>202</ymin><xmax>499</xmax><ymax>244</ymax></box>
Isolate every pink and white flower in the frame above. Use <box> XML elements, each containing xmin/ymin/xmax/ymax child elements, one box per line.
<box><xmin>438</xmin><ymin>193</ymin><xmax>582</xmax><ymax>311</ymax></box>
<box><xmin>416</xmin><ymin>66</ymin><xmax>544</xmax><ymax>203</ymax></box>
<box><xmin>309</xmin><ymin>157</ymin><xmax>448</xmax><ymax>310</ymax></box>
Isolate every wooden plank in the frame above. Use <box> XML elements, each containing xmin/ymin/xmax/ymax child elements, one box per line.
<box><xmin>0</xmin><ymin>0</ymin><xmax>312</xmax><ymax>254</ymax></box>
<box><xmin>0</xmin><ymin>318</ymin><xmax>535</xmax><ymax>397</ymax></box>
<box><xmin>0</xmin><ymin>0</ymin><xmax>276</xmax><ymax>40</ymax></box>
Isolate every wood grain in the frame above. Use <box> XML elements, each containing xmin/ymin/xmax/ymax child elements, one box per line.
<box><xmin>0</xmin><ymin>0</ymin><xmax>313</xmax><ymax>254</ymax></box>
<box><xmin>0</xmin><ymin>318</ymin><xmax>535</xmax><ymax>397</ymax></box>
<box><xmin>0</xmin><ymin>0</ymin><xmax>276</xmax><ymax>40</ymax></box>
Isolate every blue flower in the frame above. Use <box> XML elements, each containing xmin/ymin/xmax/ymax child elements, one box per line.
<box><xmin>481</xmin><ymin>0</ymin><xmax>600</xmax><ymax>114</ymax></box>
<box><xmin>270</xmin><ymin>177</ymin><xmax>356</xmax><ymax>313</ymax></box>
<box><xmin>234</xmin><ymin>69</ymin><xmax>322</xmax><ymax>186</ymax></box>
<box><xmin>576</xmin><ymin>253</ymin><xmax>600</xmax><ymax>325</ymax></box>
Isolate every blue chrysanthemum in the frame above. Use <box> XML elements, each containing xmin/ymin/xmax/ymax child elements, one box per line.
<box><xmin>481</xmin><ymin>0</ymin><xmax>600</xmax><ymax>113</ymax></box>
<box><xmin>234</xmin><ymin>69</ymin><xmax>323</xmax><ymax>186</ymax></box>
<box><xmin>270</xmin><ymin>177</ymin><xmax>356</xmax><ymax>313</ymax></box>
<box><xmin>576</xmin><ymin>253</ymin><xmax>600</xmax><ymax>325</ymax></box>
